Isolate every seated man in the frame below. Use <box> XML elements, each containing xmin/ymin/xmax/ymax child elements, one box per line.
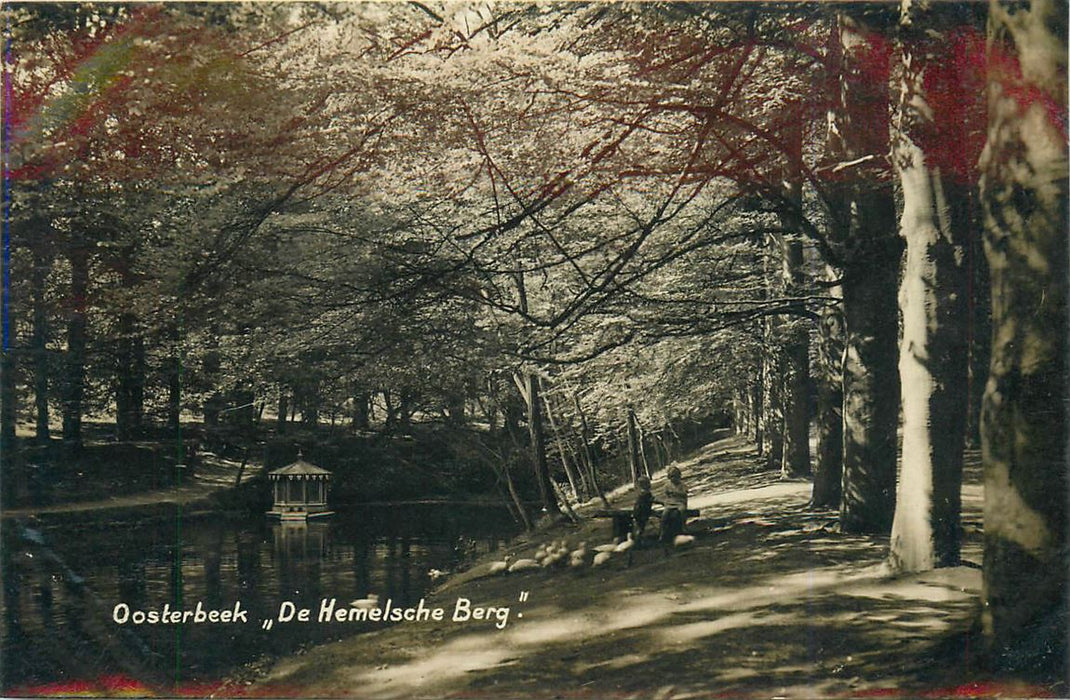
<box><xmin>632</xmin><ymin>476</ymin><xmax>656</xmax><ymax>539</ymax></box>
<box><xmin>659</xmin><ymin>466</ymin><xmax>688</xmax><ymax>543</ymax></box>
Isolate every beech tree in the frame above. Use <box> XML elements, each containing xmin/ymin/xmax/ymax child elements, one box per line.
<box><xmin>810</xmin><ymin>263</ymin><xmax>844</xmax><ymax>508</ymax></box>
<box><xmin>827</xmin><ymin>8</ymin><xmax>901</xmax><ymax>534</ymax></box>
<box><xmin>776</xmin><ymin>111</ymin><xmax>811</xmax><ymax>479</ymax></box>
<box><xmin>888</xmin><ymin>1</ymin><xmax>984</xmax><ymax>572</ymax></box>
<box><xmin>978</xmin><ymin>0</ymin><xmax>1067</xmax><ymax>671</ymax></box>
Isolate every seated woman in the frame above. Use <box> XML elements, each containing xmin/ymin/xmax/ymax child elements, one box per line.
<box><xmin>659</xmin><ymin>466</ymin><xmax>688</xmax><ymax>543</ymax></box>
<box><xmin>632</xmin><ymin>476</ymin><xmax>656</xmax><ymax>539</ymax></box>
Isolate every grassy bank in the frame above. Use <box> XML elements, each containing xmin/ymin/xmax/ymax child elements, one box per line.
<box><xmin>240</xmin><ymin>435</ymin><xmax>1059</xmax><ymax>699</ymax></box>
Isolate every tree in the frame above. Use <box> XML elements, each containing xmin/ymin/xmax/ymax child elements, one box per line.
<box><xmin>4</xmin><ymin>3</ymin><xmax>396</xmax><ymax>456</ymax></box>
<box><xmin>829</xmin><ymin>8</ymin><xmax>902</xmax><ymax>534</ymax></box>
<box><xmin>810</xmin><ymin>263</ymin><xmax>844</xmax><ymax>508</ymax></box>
<box><xmin>60</xmin><ymin>218</ymin><xmax>90</xmax><ymax>450</ymax></box>
<box><xmin>777</xmin><ymin>110</ymin><xmax>811</xmax><ymax>479</ymax></box>
<box><xmin>978</xmin><ymin>0</ymin><xmax>1067</xmax><ymax>672</ymax></box>
<box><xmin>888</xmin><ymin>2</ymin><xmax>984</xmax><ymax>572</ymax></box>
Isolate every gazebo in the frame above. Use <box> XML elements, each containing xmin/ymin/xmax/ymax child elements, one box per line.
<box><xmin>267</xmin><ymin>453</ymin><xmax>333</xmax><ymax>522</ymax></box>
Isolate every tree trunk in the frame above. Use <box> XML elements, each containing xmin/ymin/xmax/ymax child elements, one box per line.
<box><xmin>397</xmin><ymin>390</ymin><xmax>411</xmax><ymax>429</ymax></box>
<box><xmin>781</xmin><ymin>321</ymin><xmax>811</xmax><ymax>478</ymax></box>
<box><xmin>199</xmin><ymin>325</ymin><xmax>221</xmax><ymax>440</ymax></box>
<box><xmin>746</xmin><ymin>389</ymin><xmax>758</xmax><ymax>440</ymax></box>
<box><xmin>650</xmin><ymin>432</ymin><xmax>666</xmax><ymax>472</ymax></box>
<box><xmin>115</xmin><ymin>312</ymin><xmax>145</xmax><ymax>441</ymax></box>
<box><xmin>636</xmin><ymin>421</ymin><xmax>652</xmax><ymax>479</ymax></box>
<box><xmin>889</xmin><ymin>2</ymin><xmax>971</xmax><ymax>571</ymax></box>
<box><xmin>522</xmin><ymin>373</ymin><xmax>560</xmax><ymax>515</ymax></box>
<box><xmin>966</xmin><ymin>211</ymin><xmax>991</xmax><ymax>449</ymax></box>
<box><xmin>31</xmin><ymin>239</ymin><xmax>51</xmax><ymax>444</ymax></box>
<box><xmin>840</xmin><ymin>246</ymin><xmax>900</xmax><ymax>534</ymax></box>
<box><xmin>383</xmin><ymin>390</ymin><xmax>397</xmax><ymax>431</ymax></box>
<box><xmin>62</xmin><ymin>244</ymin><xmax>89</xmax><ymax>451</ymax></box>
<box><xmin>834</xmin><ymin>9</ymin><xmax>901</xmax><ymax>534</ymax></box>
<box><xmin>479</xmin><ymin>391</ymin><xmax>498</xmax><ymax>433</ymax></box>
<box><xmin>778</xmin><ymin>110</ymin><xmax>811</xmax><ymax>478</ymax></box>
<box><xmin>979</xmin><ymin>0</ymin><xmax>1067</xmax><ymax>671</ymax></box>
<box><xmin>498</xmin><ymin>396</ymin><xmax>536</xmax><ymax>530</ymax></box>
<box><xmin>811</xmin><ymin>265</ymin><xmax>844</xmax><ymax>508</ymax></box>
<box><xmin>552</xmin><ymin>481</ymin><xmax>580</xmax><ymax>523</ymax></box>
<box><xmin>165</xmin><ymin>324</ymin><xmax>182</xmax><ymax>438</ymax></box>
<box><xmin>572</xmin><ymin>390</ymin><xmax>609</xmax><ymax>507</ymax></box>
<box><xmin>542</xmin><ymin>384</ymin><xmax>587</xmax><ymax>501</ymax></box>
<box><xmin>734</xmin><ymin>389</ymin><xmax>750</xmax><ymax>436</ymax></box>
<box><xmin>764</xmin><ymin>348</ymin><xmax>784</xmax><ymax>469</ymax></box>
<box><xmin>301</xmin><ymin>383</ymin><xmax>322</xmax><ymax>426</ymax></box>
<box><xmin>751</xmin><ymin>375</ymin><xmax>764</xmax><ymax>455</ymax></box>
<box><xmin>445</xmin><ymin>393</ymin><xmax>465</xmax><ymax>426</ymax></box>
<box><xmin>277</xmin><ymin>386</ymin><xmax>289</xmax><ymax>433</ymax></box>
<box><xmin>502</xmin><ymin>456</ymin><xmax>533</xmax><ymax>531</ymax></box>
<box><xmin>1</xmin><ymin>345</ymin><xmax>17</xmax><ymax>460</ymax></box>
<box><xmin>760</xmin><ymin>249</ymin><xmax>785</xmax><ymax>467</ymax></box>
<box><xmin>625</xmin><ymin>408</ymin><xmax>640</xmax><ymax>483</ymax></box>
<box><xmin>233</xmin><ymin>448</ymin><xmax>249</xmax><ymax>487</ymax></box>
<box><xmin>351</xmin><ymin>390</ymin><xmax>370</xmax><ymax>431</ymax></box>
<box><xmin>746</xmin><ymin>389</ymin><xmax>756</xmax><ymax>438</ymax></box>
<box><xmin>812</xmin><ymin>17</ymin><xmax>848</xmax><ymax>511</ymax></box>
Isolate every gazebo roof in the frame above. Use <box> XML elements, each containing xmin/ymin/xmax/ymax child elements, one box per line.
<box><xmin>269</xmin><ymin>455</ymin><xmax>332</xmax><ymax>478</ymax></box>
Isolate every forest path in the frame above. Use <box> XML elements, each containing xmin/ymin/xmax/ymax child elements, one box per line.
<box><xmin>0</xmin><ymin>452</ymin><xmax>254</xmax><ymax>519</ymax></box>
<box><xmin>249</xmin><ymin>434</ymin><xmax>1033</xmax><ymax>699</ymax></box>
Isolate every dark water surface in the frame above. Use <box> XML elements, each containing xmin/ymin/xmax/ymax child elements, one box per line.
<box><xmin>1</xmin><ymin>504</ymin><xmax>517</xmax><ymax>691</ymax></box>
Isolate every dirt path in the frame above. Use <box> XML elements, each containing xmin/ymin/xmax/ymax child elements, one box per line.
<box><xmin>247</xmin><ymin>435</ymin><xmax>1049</xmax><ymax>699</ymax></box>
<box><xmin>1</xmin><ymin>454</ymin><xmax>254</xmax><ymax>519</ymax></box>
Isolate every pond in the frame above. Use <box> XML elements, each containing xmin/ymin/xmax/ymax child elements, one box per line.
<box><xmin>1</xmin><ymin>503</ymin><xmax>519</xmax><ymax>693</ymax></box>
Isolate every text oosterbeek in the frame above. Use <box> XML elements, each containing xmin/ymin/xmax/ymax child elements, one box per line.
<box><xmin>113</xmin><ymin>601</ymin><xmax>248</xmax><ymax>625</ymax></box>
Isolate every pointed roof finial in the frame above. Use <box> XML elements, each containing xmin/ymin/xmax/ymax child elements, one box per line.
<box><xmin>297</xmin><ymin>449</ymin><xmax>304</xmax><ymax>460</ymax></box>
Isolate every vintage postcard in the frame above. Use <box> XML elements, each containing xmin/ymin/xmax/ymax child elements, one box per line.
<box><xmin>1</xmin><ymin>1</ymin><xmax>1066</xmax><ymax>698</ymax></box>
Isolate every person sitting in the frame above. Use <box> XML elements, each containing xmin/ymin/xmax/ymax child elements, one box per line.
<box><xmin>632</xmin><ymin>476</ymin><xmax>656</xmax><ymax>539</ymax></box>
<box><xmin>659</xmin><ymin>466</ymin><xmax>688</xmax><ymax>543</ymax></box>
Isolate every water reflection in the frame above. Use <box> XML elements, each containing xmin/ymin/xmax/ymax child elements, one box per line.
<box><xmin>1</xmin><ymin>504</ymin><xmax>515</xmax><ymax>691</ymax></box>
